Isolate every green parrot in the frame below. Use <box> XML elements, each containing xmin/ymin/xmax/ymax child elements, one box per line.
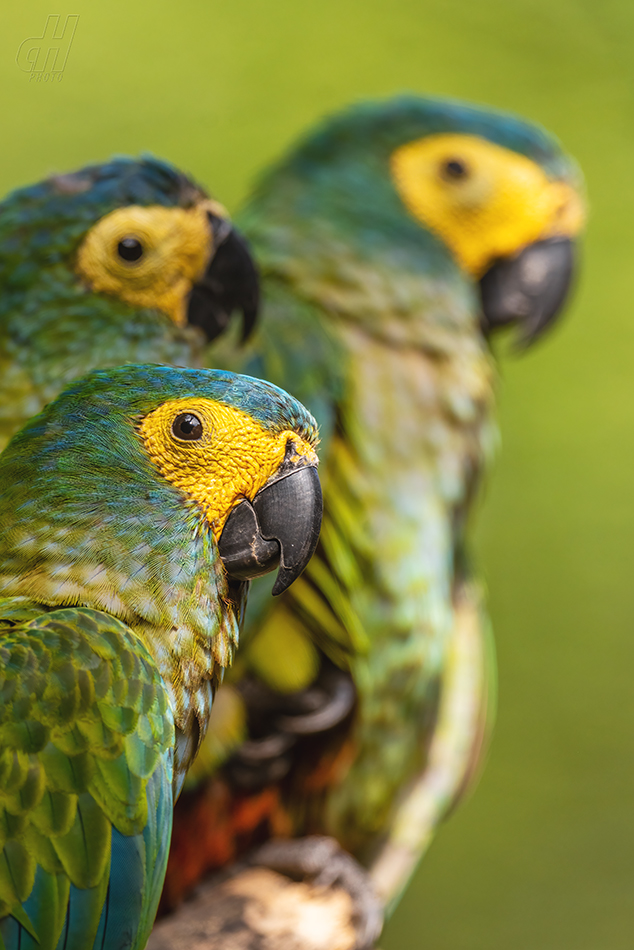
<box><xmin>157</xmin><ymin>94</ymin><xmax>585</xmax><ymax>931</ymax></box>
<box><xmin>0</xmin><ymin>363</ymin><xmax>322</xmax><ymax>949</ymax></box>
<box><xmin>0</xmin><ymin>155</ymin><xmax>259</xmax><ymax>450</ymax></box>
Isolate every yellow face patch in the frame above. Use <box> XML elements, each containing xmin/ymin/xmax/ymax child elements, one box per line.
<box><xmin>139</xmin><ymin>398</ymin><xmax>318</xmax><ymax>540</ymax></box>
<box><xmin>75</xmin><ymin>200</ymin><xmax>223</xmax><ymax>326</ymax></box>
<box><xmin>390</xmin><ymin>134</ymin><xmax>585</xmax><ymax>277</ymax></box>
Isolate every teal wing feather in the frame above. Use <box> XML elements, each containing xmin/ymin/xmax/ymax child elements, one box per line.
<box><xmin>0</xmin><ymin>601</ymin><xmax>174</xmax><ymax>950</ymax></box>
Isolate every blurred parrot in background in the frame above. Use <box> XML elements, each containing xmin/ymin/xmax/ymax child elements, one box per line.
<box><xmin>0</xmin><ymin>363</ymin><xmax>322</xmax><ymax>949</ymax></box>
<box><xmin>0</xmin><ymin>155</ymin><xmax>259</xmax><ymax>450</ymax></box>
<box><xmin>150</xmin><ymin>95</ymin><xmax>584</xmax><ymax>948</ymax></box>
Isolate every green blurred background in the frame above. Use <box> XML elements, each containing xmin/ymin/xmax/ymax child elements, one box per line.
<box><xmin>2</xmin><ymin>2</ymin><xmax>633</xmax><ymax>946</ymax></box>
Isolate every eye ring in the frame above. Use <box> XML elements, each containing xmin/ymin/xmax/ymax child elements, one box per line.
<box><xmin>440</xmin><ymin>158</ymin><xmax>469</xmax><ymax>181</ymax></box>
<box><xmin>117</xmin><ymin>236</ymin><xmax>144</xmax><ymax>262</ymax></box>
<box><xmin>171</xmin><ymin>412</ymin><xmax>204</xmax><ymax>442</ymax></box>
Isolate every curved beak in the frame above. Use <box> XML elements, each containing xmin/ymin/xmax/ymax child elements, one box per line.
<box><xmin>218</xmin><ymin>466</ymin><xmax>323</xmax><ymax>596</ymax></box>
<box><xmin>186</xmin><ymin>211</ymin><xmax>260</xmax><ymax>344</ymax></box>
<box><xmin>479</xmin><ymin>236</ymin><xmax>577</xmax><ymax>346</ymax></box>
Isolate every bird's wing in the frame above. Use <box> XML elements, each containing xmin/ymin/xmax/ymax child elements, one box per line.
<box><xmin>0</xmin><ymin>602</ymin><xmax>174</xmax><ymax>950</ymax></box>
<box><xmin>369</xmin><ymin>580</ymin><xmax>497</xmax><ymax>912</ymax></box>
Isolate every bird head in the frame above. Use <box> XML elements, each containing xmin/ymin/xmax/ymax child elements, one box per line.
<box><xmin>245</xmin><ymin>95</ymin><xmax>585</xmax><ymax>346</ymax></box>
<box><xmin>0</xmin><ymin>155</ymin><xmax>259</xmax><ymax>346</ymax></box>
<box><xmin>0</xmin><ymin>364</ymin><xmax>322</xmax><ymax>629</ymax></box>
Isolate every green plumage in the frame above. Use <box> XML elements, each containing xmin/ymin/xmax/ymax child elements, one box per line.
<box><xmin>0</xmin><ymin>364</ymin><xmax>318</xmax><ymax>946</ymax></box>
<box><xmin>0</xmin><ymin>601</ymin><xmax>174</xmax><ymax>950</ymax></box>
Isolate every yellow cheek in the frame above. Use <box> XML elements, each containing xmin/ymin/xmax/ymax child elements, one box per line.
<box><xmin>75</xmin><ymin>202</ymin><xmax>217</xmax><ymax>326</ymax></box>
<box><xmin>138</xmin><ymin>398</ymin><xmax>318</xmax><ymax>540</ymax></box>
<box><xmin>390</xmin><ymin>134</ymin><xmax>584</xmax><ymax>277</ymax></box>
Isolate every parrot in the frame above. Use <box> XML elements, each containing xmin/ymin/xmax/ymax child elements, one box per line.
<box><xmin>151</xmin><ymin>93</ymin><xmax>585</xmax><ymax>943</ymax></box>
<box><xmin>0</xmin><ymin>155</ymin><xmax>259</xmax><ymax>451</ymax></box>
<box><xmin>0</xmin><ymin>362</ymin><xmax>322</xmax><ymax>949</ymax></box>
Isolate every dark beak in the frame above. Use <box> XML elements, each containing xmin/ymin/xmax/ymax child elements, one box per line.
<box><xmin>479</xmin><ymin>236</ymin><xmax>577</xmax><ymax>346</ymax></box>
<box><xmin>218</xmin><ymin>466</ymin><xmax>323</xmax><ymax>596</ymax></box>
<box><xmin>186</xmin><ymin>211</ymin><xmax>260</xmax><ymax>344</ymax></box>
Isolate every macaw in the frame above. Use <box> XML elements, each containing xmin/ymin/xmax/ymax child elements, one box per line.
<box><xmin>156</xmin><ymin>94</ymin><xmax>585</xmax><ymax>940</ymax></box>
<box><xmin>0</xmin><ymin>156</ymin><xmax>259</xmax><ymax>450</ymax></box>
<box><xmin>0</xmin><ymin>363</ymin><xmax>322</xmax><ymax>949</ymax></box>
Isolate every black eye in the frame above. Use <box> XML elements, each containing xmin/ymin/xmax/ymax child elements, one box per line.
<box><xmin>441</xmin><ymin>159</ymin><xmax>469</xmax><ymax>180</ymax></box>
<box><xmin>117</xmin><ymin>237</ymin><xmax>144</xmax><ymax>262</ymax></box>
<box><xmin>171</xmin><ymin>413</ymin><xmax>203</xmax><ymax>441</ymax></box>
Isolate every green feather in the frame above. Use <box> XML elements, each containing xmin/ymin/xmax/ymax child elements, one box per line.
<box><xmin>52</xmin><ymin>794</ymin><xmax>111</xmax><ymax>889</ymax></box>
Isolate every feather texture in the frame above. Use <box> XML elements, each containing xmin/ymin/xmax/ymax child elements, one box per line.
<box><xmin>0</xmin><ymin>602</ymin><xmax>174</xmax><ymax>950</ymax></box>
